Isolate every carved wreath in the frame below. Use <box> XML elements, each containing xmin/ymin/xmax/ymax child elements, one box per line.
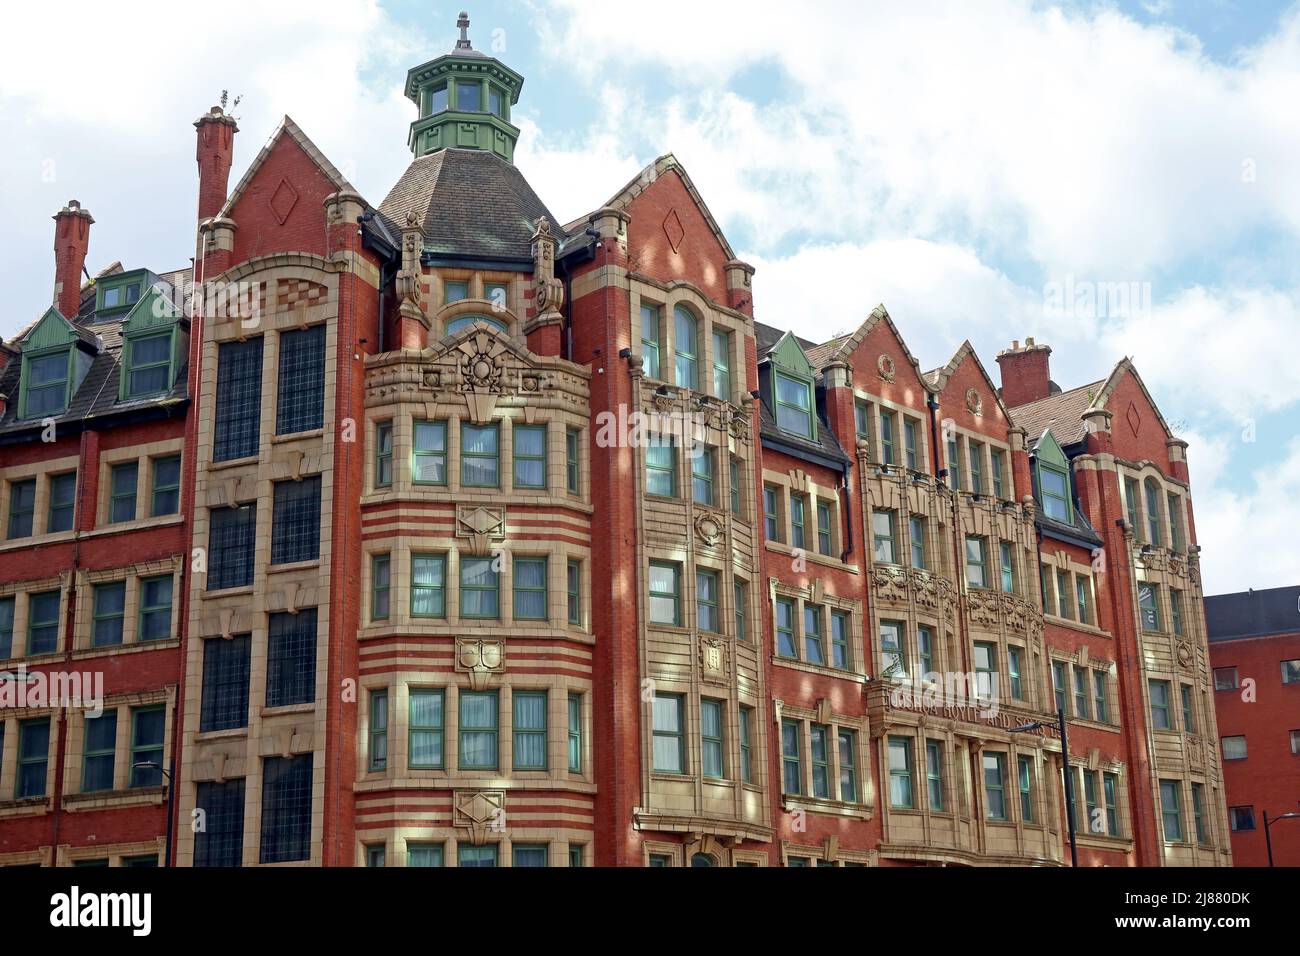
<box><xmin>877</xmin><ymin>354</ymin><xmax>896</xmax><ymax>383</ymax></box>
<box><xmin>966</xmin><ymin>388</ymin><xmax>983</xmax><ymax>416</ymax></box>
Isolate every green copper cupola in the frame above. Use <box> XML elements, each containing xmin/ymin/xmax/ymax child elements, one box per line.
<box><xmin>405</xmin><ymin>11</ymin><xmax>524</xmax><ymax>162</ymax></box>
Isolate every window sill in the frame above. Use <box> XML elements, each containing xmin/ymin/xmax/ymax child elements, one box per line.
<box><xmin>782</xmin><ymin>795</ymin><xmax>871</xmax><ymax>819</ymax></box>
<box><xmin>85</xmin><ymin>514</ymin><xmax>184</xmax><ymax>538</ymax></box>
<box><xmin>71</xmin><ymin>637</ymin><xmax>181</xmax><ymax>660</ymax></box>
<box><xmin>2</xmin><ymin>650</ymin><xmax>65</xmax><ymax>668</ymax></box>
<box><xmin>267</xmin><ymin>559</ymin><xmax>322</xmax><ymax>575</ymax></box>
<box><xmin>766</xmin><ymin>540</ymin><xmax>859</xmax><ymax>574</ymax></box>
<box><xmin>202</xmin><ymin>585</ymin><xmax>254</xmax><ymax>600</ymax></box>
<box><xmin>262</xmin><ymin>702</ymin><xmax>317</xmax><ymax>718</ymax></box>
<box><xmin>772</xmin><ymin>656</ymin><xmax>867</xmax><ymax>683</ymax></box>
<box><xmin>271</xmin><ymin>428</ymin><xmax>324</xmax><ymax>444</ymax></box>
<box><xmin>63</xmin><ymin>787</ymin><xmax>165</xmax><ymax>811</ymax></box>
<box><xmin>0</xmin><ymin>530</ymin><xmax>76</xmax><ymax>552</ymax></box>
<box><xmin>196</xmin><ymin>727</ymin><xmax>248</xmax><ymax>743</ymax></box>
<box><xmin>208</xmin><ymin>454</ymin><xmax>259</xmax><ymax>472</ymax></box>
<box><xmin>0</xmin><ymin>798</ymin><xmax>52</xmax><ymax>819</ymax></box>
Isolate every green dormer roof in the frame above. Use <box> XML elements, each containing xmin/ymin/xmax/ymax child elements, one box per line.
<box><xmin>403</xmin><ymin>12</ymin><xmax>524</xmax><ymax>162</ymax></box>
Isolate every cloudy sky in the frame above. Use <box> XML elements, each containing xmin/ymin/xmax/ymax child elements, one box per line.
<box><xmin>2</xmin><ymin>0</ymin><xmax>1296</xmax><ymax>594</ymax></box>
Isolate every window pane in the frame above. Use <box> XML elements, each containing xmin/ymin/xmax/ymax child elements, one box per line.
<box><xmin>213</xmin><ymin>338</ymin><xmax>264</xmax><ymax>461</ymax></box>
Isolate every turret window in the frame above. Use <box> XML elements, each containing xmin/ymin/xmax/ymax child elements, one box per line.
<box><xmin>456</xmin><ymin>80</ymin><xmax>481</xmax><ymax>112</ymax></box>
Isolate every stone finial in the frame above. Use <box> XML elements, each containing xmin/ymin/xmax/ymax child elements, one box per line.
<box><xmin>456</xmin><ymin>11</ymin><xmax>473</xmax><ymax>50</ymax></box>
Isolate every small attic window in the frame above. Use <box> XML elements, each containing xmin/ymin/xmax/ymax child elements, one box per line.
<box><xmin>775</xmin><ymin>371</ymin><xmax>814</xmax><ymax>439</ymax></box>
<box><xmin>99</xmin><ymin>280</ymin><xmax>142</xmax><ymax>312</ymax></box>
<box><xmin>124</xmin><ymin>331</ymin><xmax>173</xmax><ymax>399</ymax></box>
<box><xmin>23</xmin><ymin>350</ymin><xmax>71</xmax><ymax>417</ymax></box>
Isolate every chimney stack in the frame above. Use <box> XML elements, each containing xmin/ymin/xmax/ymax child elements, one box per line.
<box><xmin>996</xmin><ymin>338</ymin><xmax>1053</xmax><ymax>408</ymax></box>
<box><xmin>53</xmin><ymin>199</ymin><xmax>94</xmax><ymax>319</ymax></box>
<box><xmin>195</xmin><ymin>106</ymin><xmax>239</xmax><ymax>222</ymax></box>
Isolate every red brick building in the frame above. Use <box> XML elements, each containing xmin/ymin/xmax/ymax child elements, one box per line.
<box><xmin>1206</xmin><ymin>585</ymin><xmax>1300</xmax><ymax>866</ymax></box>
<box><xmin>0</xmin><ymin>13</ymin><xmax>1232</xmax><ymax>867</ymax></box>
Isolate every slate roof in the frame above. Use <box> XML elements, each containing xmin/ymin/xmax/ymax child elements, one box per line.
<box><xmin>1008</xmin><ymin>380</ymin><xmax>1102</xmax><ymax>448</ymax></box>
<box><xmin>753</xmin><ymin>321</ymin><xmax>819</xmax><ymax>360</ymax></box>
<box><xmin>1205</xmin><ymin>585</ymin><xmax>1300</xmax><ymax>642</ymax></box>
<box><xmin>749</xmin><ymin>321</ymin><xmax>851</xmax><ymax>467</ymax></box>
<box><xmin>378</xmin><ymin>149</ymin><xmax>568</xmax><ymax>262</ymax></box>
<box><xmin>0</xmin><ymin>269</ymin><xmax>190</xmax><ymax>438</ymax></box>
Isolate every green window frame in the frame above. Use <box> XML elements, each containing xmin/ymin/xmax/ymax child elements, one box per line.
<box><xmin>128</xmin><ymin>706</ymin><xmax>165</xmax><ymax>788</ymax></box>
<box><xmin>974</xmin><ymin>642</ymin><xmax>997</xmax><ymax>698</ymax></box>
<box><xmin>839</xmin><ymin>729</ymin><xmax>857</xmax><ymax>802</ymax></box>
<box><xmin>458</xmin><ymin>690</ymin><xmax>498</xmax><ymax>770</ymax></box>
<box><xmin>1145</xmin><ymin>478</ymin><xmax>1163</xmax><ymax>546</ymax></box>
<box><xmin>566</xmin><ymin>427</ymin><xmax>580</xmax><ymax>494</ymax></box>
<box><xmin>790</xmin><ymin>493</ymin><xmax>806</xmax><ymax>550</ymax></box>
<box><xmin>855</xmin><ymin>400</ymin><xmax>871</xmax><ymax>440</ymax></box>
<box><xmin>991</xmin><ymin>449</ymin><xmax>1005</xmax><ymax>498</ymax></box>
<box><xmin>803</xmin><ymin>604</ymin><xmax>825</xmax><ymax>665</ymax></box>
<box><xmin>763</xmin><ymin>485</ymin><xmax>779</xmax><ymax>541</ymax></box>
<box><xmin>21</xmin><ymin>349</ymin><xmax>72</xmax><ymax>418</ymax></box>
<box><xmin>513</xmin><ymin>844</ymin><xmax>548</xmax><ymax>867</ymax></box>
<box><xmin>696</xmin><ymin>569</ymin><xmax>720</xmax><ymax>633</ymax></box>
<box><xmin>1180</xmin><ymin>683</ymin><xmax>1194</xmax><ymax>732</ymax></box>
<box><xmin>1093</xmin><ymin>670</ymin><xmax>1109</xmax><ymax>722</ymax></box>
<box><xmin>371</xmin><ymin>554</ymin><xmax>390</xmax><ymax>621</ymax></box>
<box><xmin>673</xmin><ymin>305</ymin><xmax>698</xmax><ymax>390</ymax></box>
<box><xmin>739</xmin><ymin>706</ymin><xmax>754</xmax><ymax>784</ymax></box>
<box><xmin>513</xmin><ymin>424</ymin><xmax>547</xmax><ymax>489</ymax></box>
<box><xmin>969</xmin><ymin>441</ymin><xmax>984</xmax><ymax>494</ymax></box>
<box><xmin>926</xmin><ymin>740</ymin><xmax>944</xmax><ymax>810</ymax></box>
<box><xmin>412</xmin><ymin>420</ymin><xmax>447</xmax><ymax>485</ymax></box>
<box><xmin>965</xmin><ymin>536</ymin><xmax>988</xmax><ymax>589</ymax></box>
<box><xmin>984</xmin><ymin>752</ymin><xmax>1007</xmax><ymax>821</ymax></box>
<box><xmin>8</xmin><ymin>478</ymin><xmax>35</xmax><ymax>538</ymax></box>
<box><xmin>735</xmin><ymin>580</ymin><xmax>747</xmax><ymax>641</ymax></box>
<box><xmin>1018</xmin><ymin>756</ymin><xmax>1034</xmax><ymax>822</ymax></box>
<box><xmin>484</xmin><ymin>281</ymin><xmax>508</xmax><ymax>308</ymax></box>
<box><xmin>567</xmin><ymin>692</ymin><xmax>583</xmax><ymax>772</ymax></box>
<box><xmin>880</xmin><ymin>620</ymin><xmax>906</xmax><ymax>677</ymax></box>
<box><xmin>151</xmin><ymin>456</ymin><xmax>181</xmax><ymax>517</ymax></box>
<box><xmin>27</xmin><ymin>590</ymin><xmax>60</xmax><ymax>655</ymax></box>
<box><xmin>701</xmin><ymin>698</ymin><xmax>724</xmax><ymax>779</ymax></box>
<box><xmin>1073</xmin><ymin>666</ymin><xmax>1090</xmax><ymax>719</ymax></box>
<box><xmin>375</xmin><ymin>421</ymin><xmax>393</xmax><ymax>487</ymax></box>
<box><xmin>946</xmin><ymin>438</ymin><xmax>961</xmax><ymax>490</ymax></box>
<box><xmin>1160</xmin><ymin>779</ymin><xmax>1183</xmax><ymax>842</ymax></box>
<box><xmin>872</xmin><ymin>509</ymin><xmax>897</xmax><ymax>564</ymax></box>
<box><xmin>918</xmin><ymin>625</ymin><xmax>934</xmax><ymax>675</ymax></box>
<box><xmin>91</xmin><ymin>581</ymin><xmax>125</xmax><ymax>647</ymax></box>
<box><xmin>460</xmin><ymin>556</ymin><xmax>500</xmax><ymax>619</ymax></box>
<box><xmin>1138</xmin><ymin>583</ymin><xmax>1161</xmax><ymax>631</ymax></box>
<box><xmin>888</xmin><ymin>736</ymin><xmax>914</xmax><ymax>808</ymax></box>
<box><xmin>648</xmin><ymin>561</ymin><xmax>680</xmax><ymax>626</ymax></box>
<box><xmin>1168</xmin><ymin>492</ymin><xmax>1184</xmax><ymax>551</ymax></box>
<box><xmin>640</xmin><ymin>303</ymin><xmax>661</xmax><ymax>379</ymax></box>
<box><xmin>1124</xmin><ymin>476</ymin><xmax>1140</xmax><ymax>535</ymax></box>
<box><xmin>123</xmin><ymin>330</ymin><xmax>174</xmax><ymax>399</ymax></box>
<box><xmin>408</xmin><ymin>688</ymin><xmax>444</xmax><ymax>769</ymax></box>
<box><xmin>810</xmin><ymin>724</ymin><xmax>830</xmax><ymax>798</ymax></box>
<box><xmin>138</xmin><ymin>574</ymin><xmax>173</xmax><ymax>642</ymax></box>
<box><xmin>781</xmin><ymin>719</ymin><xmax>802</xmax><ymax>795</ymax></box>
<box><xmin>109</xmin><ymin>462</ymin><xmax>137</xmax><ymax>524</ymax></box>
<box><xmin>1056</xmin><ymin>570</ymin><xmax>1073</xmax><ymax>620</ymax></box>
<box><xmin>831</xmin><ymin>609</ymin><xmax>850</xmax><ymax>669</ymax></box>
<box><xmin>711</xmin><ymin>328</ymin><xmax>731</xmax><ymax>400</ymax></box>
<box><xmin>775</xmin><ymin>597</ymin><xmax>797</xmax><ymax>658</ymax></box>
<box><xmin>567</xmin><ymin>559</ymin><xmax>581</xmax><ymax>625</ymax></box>
<box><xmin>461</xmin><ymin>423</ymin><xmax>500</xmax><ymax>488</ymax></box>
<box><xmin>1040</xmin><ymin>564</ymin><xmax>1055</xmax><ymax>616</ymax></box>
<box><xmin>646</xmin><ymin>439</ymin><xmax>677</xmax><ymax>497</ymax></box>
<box><xmin>816</xmin><ymin>501</ymin><xmax>833</xmax><ymax>555</ymax></box>
<box><xmin>652</xmin><ymin>693</ymin><xmax>685</xmax><ymax>774</ymax></box>
<box><xmin>1008</xmin><ymin>646</ymin><xmax>1023</xmax><ymax>699</ymax></box>
<box><xmin>512</xmin><ymin>690</ymin><xmax>548</xmax><ymax>770</ymax></box>
<box><xmin>691</xmin><ymin>447</ymin><xmax>714</xmax><ymax>506</ymax></box>
<box><xmin>365</xmin><ymin>845</ymin><xmax>386</xmax><ymax>867</ymax></box>
<box><xmin>47</xmin><ymin>472</ymin><xmax>76</xmax><ymax>533</ymax></box>
<box><xmin>1039</xmin><ymin>463</ymin><xmax>1070</xmax><ymax>521</ymax></box>
<box><xmin>1052</xmin><ymin>661</ymin><xmax>1067</xmax><ymax>713</ymax></box>
<box><xmin>369</xmin><ymin>690</ymin><xmax>388</xmax><ymax>772</ymax></box>
<box><xmin>1170</xmin><ymin>589</ymin><xmax>1184</xmax><ymax>636</ymax></box>
<box><xmin>1076</xmin><ymin>576</ymin><xmax>1091</xmax><ymax>624</ymax></box>
<box><xmin>909</xmin><ymin>515</ymin><xmax>926</xmax><ymax>569</ymax></box>
<box><xmin>1149</xmin><ymin>679</ymin><xmax>1172</xmax><ymax>730</ymax></box>
<box><xmin>1104</xmin><ymin>772</ymin><xmax>1120</xmax><ymax>836</ymax></box>
<box><xmin>443</xmin><ymin>279</ymin><xmax>469</xmax><ymax>303</ymax></box>
<box><xmin>774</xmin><ymin>371</ymin><xmax>813</xmax><ymax>438</ymax></box>
<box><xmin>458</xmin><ymin>844</ymin><xmax>497</xmax><ymax>867</ymax></box>
<box><xmin>512</xmin><ymin>556</ymin><xmax>548</xmax><ymax>621</ymax></box>
<box><xmin>730</xmin><ymin>456</ymin><xmax>742</xmax><ymax>517</ymax></box>
<box><xmin>903</xmin><ymin>419</ymin><xmax>919</xmax><ymax>471</ymax></box>
<box><xmin>82</xmin><ymin>711</ymin><xmax>117</xmax><ymax>793</ymax></box>
<box><xmin>568</xmin><ymin>845</ymin><xmax>584</xmax><ymax>867</ymax></box>
<box><xmin>879</xmin><ymin>410</ymin><xmax>896</xmax><ymax>465</ymax></box>
<box><xmin>410</xmin><ymin>553</ymin><xmax>447</xmax><ymax>618</ymax></box>
<box><xmin>999</xmin><ymin>541</ymin><xmax>1014</xmax><ymax>593</ymax></box>
<box><xmin>1083</xmin><ymin>769</ymin><xmax>1099</xmax><ymax>831</ymax></box>
<box><xmin>16</xmin><ymin>717</ymin><xmax>51</xmax><ymax>799</ymax></box>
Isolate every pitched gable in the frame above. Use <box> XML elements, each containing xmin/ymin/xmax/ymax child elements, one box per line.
<box><xmin>1092</xmin><ymin>358</ymin><xmax>1176</xmax><ymax>468</ymax></box>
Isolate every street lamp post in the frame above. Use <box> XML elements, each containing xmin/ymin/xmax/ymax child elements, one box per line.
<box><xmin>133</xmin><ymin>759</ymin><xmax>176</xmax><ymax>867</ymax></box>
<box><xmin>1262</xmin><ymin>809</ymin><xmax>1300</xmax><ymax>867</ymax></box>
<box><xmin>1010</xmin><ymin>708</ymin><xmax>1077</xmax><ymax>867</ymax></box>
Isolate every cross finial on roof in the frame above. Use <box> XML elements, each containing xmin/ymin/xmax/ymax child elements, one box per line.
<box><xmin>456</xmin><ymin>11</ymin><xmax>472</xmax><ymax>50</ymax></box>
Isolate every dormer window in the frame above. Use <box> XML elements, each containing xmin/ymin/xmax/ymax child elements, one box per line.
<box><xmin>102</xmin><ymin>282</ymin><xmax>141</xmax><ymax>310</ymax></box>
<box><xmin>1033</xmin><ymin>429</ymin><xmax>1072</xmax><ymax>523</ymax></box>
<box><xmin>775</xmin><ymin>372</ymin><xmax>813</xmax><ymax>438</ymax></box>
<box><xmin>124</xmin><ymin>332</ymin><xmax>173</xmax><ymax>399</ymax></box>
<box><xmin>24</xmin><ymin>351</ymin><xmax>71</xmax><ymax>417</ymax></box>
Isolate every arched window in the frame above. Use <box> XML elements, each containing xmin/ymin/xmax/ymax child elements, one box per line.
<box><xmin>673</xmin><ymin>305</ymin><xmax>698</xmax><ymax>390</ymax></box>
<box><xmin>1144</xmin><ymin>478</ymin><xmax>1163</xmax><ymax>546</ymax></box>
<box><xmin>690</xmin><ymin>853</ymin><xmax>715</xmax><ymax>867</ymax></box>
<box><xmin>445</xmin><ymin>314</ymin><xmax>508</xmax><ymax>337</ymax></box>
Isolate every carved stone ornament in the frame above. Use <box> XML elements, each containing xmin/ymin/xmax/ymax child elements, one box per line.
<box><xmin>967</xmin><ymin>589</ymin><xmax>1000</xmax><ymax>628</ymax></box>
<box><xmin>456</xmin><ymin>504</ymin><xmax>506</xmax><ymax>555</ymax></box>
<box><xmin>728</xmin><ymin>404</ymin><xmax>752</xmax><ymax>441</ymax></box>
<box><xmin>1175</xmin><ymin>641</ymin><xmax>1194</xmax><ymax>669</ymax></box>
<box><xmin>877</xmin><ymin>354</ymin><xmax>896</xmax><ymax>383</ymax></box>
<box><xmin>699</xmin><ymin>636</ymin><xmax>730</xmax><ymax>683</ymax></box>
<box><xmin>694</xmin><ymin>511</ymin><xmax>724</xmax><ymax>547</ymax></box>
<box><xmin>965</xmin><ymin>388</ymin><xmax>983</xmax><ymax>416</ymax></box>
<box><xmin>872</xmin><ymin>565</ymin><xmax>908</xmax><ymax>604</ymax></box>
<box><xmin>457</xmin><ymin>639</ymin><xmax>505</xmax><ymax>691</ymax></box>
<box><xmin>531</xmin><ymin>217</ymin><xmax>565</xmax><ymax>318</ymax></box>
<box><xmin>458</xmin><ymin>332</ymin><xmax>507</xmax><ymax>422</ymax></box>
<box><xmin>455</xmin><ymin>790</ymin><xmax>506</xmax><ymax>846</ymax></box>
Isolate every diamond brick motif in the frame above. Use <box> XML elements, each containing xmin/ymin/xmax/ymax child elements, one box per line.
<box><xmin>269</xmin><ymin>178</ymin><xmax>299</xmax><ymax>225</ymax></box>
<box><xmin>1126</xmin><ymin>401</ymin><xmax>1142</xmax><ymax>436</ymax></box>
<box><xmin>662</xmin><ymin>208</ymin><xmax>685</xmax><ymax>253</ymax></box>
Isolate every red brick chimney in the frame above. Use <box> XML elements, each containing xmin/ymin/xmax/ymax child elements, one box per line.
<box><xmin>195</xmin><ymin>106</ymin><xmax>239</xmax><ymax>221</ymax></box>
<box><xmin>53</xmin><ymin>199</ymin><xmax>94</xmax><ymax>319</ymax></box>
<box><xmin>996</xmin><ymin>337</ymin><xmax>1053</xmax><ymax>408</ymax></box>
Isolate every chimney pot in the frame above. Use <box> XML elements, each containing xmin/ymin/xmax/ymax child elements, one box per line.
<box><xmin>195</xmin><ymin>105</ymin><xmax>239</xmax><ymax>222</ymax></box>
<box><xmin>996</xmin><ymin>335</ymin><xmax>1053</xmax><ymax>407</ymax></box>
